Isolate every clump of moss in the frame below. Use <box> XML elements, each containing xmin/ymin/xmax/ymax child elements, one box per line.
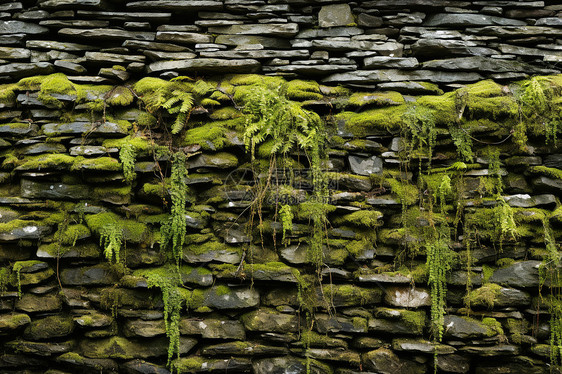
<box><xmin>0</xmin><ymin>83</ymin><xmax>18</xmax><ymax>105</ymax></box>
<box><xmin>339</xmin><ymin>105</ymin><xmax>408</xmax><ymax>136</ymax></box>
<box><xmin>347</xmin><ymin>91</ymin><xmax>404</xmax><ymax>107</ymax></box>
<box><xmin>183</xmin><ymin>121</ymin><xmax>242</xmax><ymax>150</ymax></box>
<box><xmin>16</xmin><ymin>154</ymin><xmax>75</xmax><ymax>170</ymax></box>
<box><xmin>106</xmin><ymin>86</ymin><xmax>134</xmax><ymax>107</ymax></box>
<box><xmin>71</xmin><ymin>157</ymin><xmax>122</xmax><ymax>172</ymax></box>
<box><xmin>334</xmin><ymin>210</ymin><xmax>383</xmax><ymax>228</ymax></box>
<box><xmin>285</xmin><ymin>79</ymin><xmax>323</xmax><ymax>101</ymax></box>
<box><xmin>416</xmin><ymin>91</ymin><xmax>457</xmax><ymax>125</ymax></box>
<box><xmin>19</xmin><ymin>73</ymin><xmax>77</xmax><ymax>109</ymax></box>
<box><xmin>56</xmin><ymin>224</ymin><xmax>91</xmax><ymax>246</ymax></box>
<box><xmin>464</xmin><ymin>283</ymin><xmax>502</xmax><ymax>308</ymax></box>
<box><xmin>388</xmin><ymin>179</ymin><xmax>418</xmax><ymax>206</ymax></box>
<box><xmin>529</xmin><ymin>166</ymin><xmax>562</xmax><ymax>180</ymax></box>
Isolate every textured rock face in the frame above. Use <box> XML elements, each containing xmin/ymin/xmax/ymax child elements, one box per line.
<box><xmin>0</xmin><ymin>1</ymin><xmax>562</xmax><ymax>373</ymax></box>
<box><xmin>0</xmin><ymin>1</ymin><xmax>558</xmax><ymax>85</ymax></box>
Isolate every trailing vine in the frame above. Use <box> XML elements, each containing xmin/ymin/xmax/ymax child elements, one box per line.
<box><xmin>138</xmin><ymin>267</ymin><xmax>190</xmax><ymax>367</ymax></box>
<box><xmin>160</xmin><ymin>151</ymin><xmax>189</xmax><ymax>266</ymax></box>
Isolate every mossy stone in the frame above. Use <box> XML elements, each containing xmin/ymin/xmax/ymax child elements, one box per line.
<box><xmin>79</xmin><ymin>336</ymin><xmax>197</xmax><ymax>359</ymax></box>
<box><xmin>23</xmin><ymin>315</ymin><xmax>74</xmax><ymax>340</ymax></box>
<box><xmin>0</xmin><ymin>313</ymin><xmax>31</xmax><ymax>334</ymax></box>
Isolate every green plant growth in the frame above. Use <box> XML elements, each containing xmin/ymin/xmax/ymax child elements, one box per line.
<box><xmin>517</xmin><ymin>76</ymin><xmax>561</xmax><ymax>144</ymax></box>
<box><xmin>0</xmin><ymin>267</ymin><xmax>9</xmax><ymax>292</ymax></box>
<box><xmin>134</xmin><ymin>77</ymin><xmax>217</xmax><ymax>135</ymax></box>
<box><xmin>99</xmin><ymin>223</ymin><xmax>123</xmax><ymax>263</ymax></box>
<box><xmin>160</xmin><ymin>152</ymin><xmax>189</xmax><ymax>265</ymax></box>
<box><xmin>136</xmin><ymin>267</ymin><xmax>190</xmax><ymax>366</ymax></box>
<box><xmin>279</xmin><ymin>204</ymin><xmax>293</xmax><ymax>245</ymax></box>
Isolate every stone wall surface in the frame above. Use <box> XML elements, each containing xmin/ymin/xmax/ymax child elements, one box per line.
<box><xmin>0</xmin><ymin>0</ymin><xmax>560</xmax><ymax>87</ymax></box>
<box><xmin>1</xmin><ymin>1</ymin><xmax>562</xmax><ymax>374</ymax></box>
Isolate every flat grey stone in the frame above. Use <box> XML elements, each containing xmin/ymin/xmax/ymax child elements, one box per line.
<box><xmin>358</xmin><ymin>13</ymin><xmax>384</xmax><ymax>27</ymax></box>
<box><xmin>143</xmin><ymin>51</ymin><xmax>196</xmax><ymax>60</ymax></box>
<box><xmin>0</xmin><ymin>21</ymin><xmax>49</xmax><ymax>35</ymax></box>
<box><xmin>54</xmin><ymin>60</ymin><xmax>87</xmax><ymax>74</ymax></box>
<box><xmin>323</xmin><ymin>69</ymin><xmax>483</xmax><ymax>84</ymax></box>
<box><xmin>215</xmin><ymin>35</ymin><xmax>290</xmax><ymax>48</ymax></box>
<box><xmin>0</xmin><ymin>62</ymin><xmax>54</xmax><ymax>78</ymax></box>
<box><xmin>58</xmin><ymin>28</ymin><xmax>155</xmax><ymax>41</ymax></box>
<box><xmin>425</xmin><ymin>13</ymin><xmax>526</xmax><ymax>27</ymax></box>
<box><xmin>192</xmin><ymin>286</ymin><xmax>259</xmax><ymax>310</ymax></box>
<box><xmin>503</xmin><ymin>194</ymin><xmax>556</xmax><ymax>207</ymax></box>
<box><xmin>318</xmin><ymin>4</ymin><xmax>354</xmax><ymax>28</ymax></box>
<box><xmin>20</xmin><ymin>143</ymin><xmax>66</xmax><ymax>155</ymax></box>
<box><xmin>39</xmin><ymin>20</ymin><xmax>110</xmax><ymax>28</ymax></box>
<box><xmin>199</xmin><ymin>49</ymin><xmax>309</xmax><ymax>59</ymax></box>
<box><xmin>412</xmin><ymin>38</ymin><xmax>498</xmax><ymax>57</ymax></box>
<box><xmin>422</xmin><ymin>56</ymin><xmax>557</xmax><ymax>74</ymax></box>
<box><xmin>26</xmin><ymin>40</ymin><xmax>97</xmax><ymax>51</ymax></box>
<box><xmin>39</xmin><ymin>0</ymin><xmax>105</xmax><ymax>8</ymax></box>
<box><xmin>378</xmin><ymin>81</ymin><xmax>443</xmax><ymax>95</ymax></box>
<box><xmin>21</xmin><ymin>180</ymin><xmax>91</xmax><ymax>200</ymax></box>
<box><xmin>209</xmin><ymin>23</ymin><xmax>299</xmax><ymax>37</ymax></box>
<box><xmin>60</xmin><ymin>264</ymin><xmax>119</xmax><ymax>286</ymax></box>
<box><xmin>155</xmin><ymin>31</ymin><xmax>213</xmax><ymax>44</ymax></box>
<box><xmin>536</xmin><ymin>17</ymin><xmax>562</xmax><ymax>26</ymax></box>
<box><xmin>466</xmin><ymin>25</ymin><xmax>562</xmax><ymax>37</ymax></box>
<box><xmin>364</xmin><ymin>56</ymin><xmax>418</xmax><ymax>68</ymax></box>
<box><xmin>42</xmin><ymin>122</ymin><xmax>128</xmax><ymax>136</ymax></box>
<box><xmin>0</xmin><ymin>222</ymin><xmax>52</xmax><ymax>241</ymax></box>
<box><xmin>147</xmin><ymin>58</ymin><xmax>260</xmax><ymax>74</ymax></box>
<box><xmin>85</xmin><ymin>51</ymin><xmax>146</xmax><ymax>64</ymax></box>
<box><xmin>443</xmin><ymin>315</ymin><xmax>495</xmax><ymax>340</ymax></box>
<box><xmin>122</xmin><ymin>39</ymin><xmax>192</xmax><ymax>52</ymax></box>
<box><xmin>263</xmin><ymin>64</ymin><xmax>356</xmax><ymax>75</ymax></box>
<box><xmin>297</xmin><ymin>27</ymin><xmax>364</xmax><ymax>38</ymax></box>
<box><xmin>489</xmin><ymin>260</ymin><xmax>541</xmax><ymax>288</ymax></box>
<box><xmin>0</xmin><ymin>47</ymin><xmax>30</xmax><ymax>60</ymax></box>
<box><xmin>77</xmin><ymin>10</ymin><xmax>172</xmax><ymax>22</ymax></box>
<box><xmin>127</xmin><ymin>0</ymin><xmax>222</xmax><ymax>11</ymax></box>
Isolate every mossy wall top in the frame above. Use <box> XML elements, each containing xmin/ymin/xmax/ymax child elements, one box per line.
<box><xmin>1</xmin><ymin>1</ymin><xmax>562</xmax><ymax>374</ymax></box>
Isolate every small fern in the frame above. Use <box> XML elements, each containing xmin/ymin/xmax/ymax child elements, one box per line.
<box><xmin>119</xmin><ymin>143</ymin><xmax>137</xmax><ymax>184</ymax></box>
<box><xmin>100</xmin><ymin>223</ymin><xmax>123</xmax><ymax>263</ymax></box>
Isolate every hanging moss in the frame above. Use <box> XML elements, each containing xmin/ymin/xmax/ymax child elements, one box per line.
<box><xmin>135</xmin><ymin>266</ymin><xmax>191</xmax><ymax>366</ymax></box>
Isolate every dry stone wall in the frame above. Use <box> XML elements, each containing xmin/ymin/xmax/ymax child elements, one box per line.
<box><xmin>1</xmin><ymin>1</ymin><xmax>562</xmax><ymax>374</ymax></box>
<box><xmin>0</xmin><ymin>0</ymin><xmax>561</xmax><ymax>87</ymax></box>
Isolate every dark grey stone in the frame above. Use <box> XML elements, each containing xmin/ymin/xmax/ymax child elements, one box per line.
<box><xmin>58</xmin><ymin>28</ymin><xmax>155</xmax><ymax>41</ymax></box>
<box><xmin>0</xmin><ymin>62</ymin><xmax>54</xmax><ymax>78</ymax></box>
<box><xmin>489</xmin><ymin>260</ymin><xmax>541</xmax><ymax>288</ymax></box>
<box><xmin>425</xmin><ymin>13</ymin><xmax>526</xmax><ymax>27</ymax></box>
<box><xmin>147</xmin><ymin>58</ymin><xmax>260</xmax><ymax>74</ymax></box>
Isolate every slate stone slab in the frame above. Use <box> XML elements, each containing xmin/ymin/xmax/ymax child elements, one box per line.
<box><xmin>425</xmin><ymin>13</ymin><xmax>526</xmax><ymax>27</ymax></box>
<box><xmin>208</xmin><ymin>24</ymin><xmax>299</xmax><ymax>37</ymax></box>
<box><xmin>0</xmin><ymin>21</ymin><xmax>49</xmax><ymax>35</ymax></box>
<box><xmin>0</xmin><ymin>62</ymin><xmax>54</xmax><ymax>78</ymax></box>
<box><xmin>58</xmin><ymin>28</ymin><xmax>155</xmax><ymax>41</ymax></box>
<box><xmin>127</xmin><ymin>0</ymin><xmax>222</xmax><ymax>11</ymax></box>
<box><xmin>148</xmin><ymin>58</ymin><xmax>260</xmax><ymax>74</ymax></box>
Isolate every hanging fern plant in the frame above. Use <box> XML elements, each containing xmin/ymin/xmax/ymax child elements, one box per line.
<box><xmin>160</xmin><ymin>152</ymin><xmax>189</xmax><ymax>266</ymax></box>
